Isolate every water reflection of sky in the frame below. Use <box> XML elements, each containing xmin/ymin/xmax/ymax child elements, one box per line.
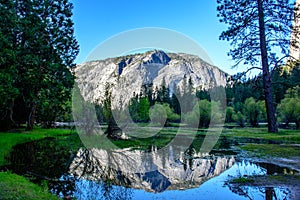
<box><xmin>68</xmin><ymin>161</ymin><xmax>290</xmax><ymax>200</ymax></box>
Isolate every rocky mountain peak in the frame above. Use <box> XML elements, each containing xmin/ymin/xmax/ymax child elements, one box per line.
<box><xmin>75</xmin><ymin>50</ymin><xmax>228</xmax><ymax>107</ymax></box>
<box><xmin>142</xmin><ymin>50</ymin><xmax>171</xmax><ymax>65</ymax></box>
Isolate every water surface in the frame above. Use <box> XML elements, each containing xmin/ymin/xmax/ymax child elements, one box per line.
<box><xmin>2</xmin><ymin>136</ymin><xmax>296</xmax><ymax>199</ymax></box>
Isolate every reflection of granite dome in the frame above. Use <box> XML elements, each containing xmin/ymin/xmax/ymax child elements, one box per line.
<box><xmin>69</xmin><ymin>147</ymin><xmax>235</xmax><ymax>193</ymax></box>
<box><xmin>75</xmin><ymin>50</ymin><xmax>228</xmax><ymax>108</ymax></box>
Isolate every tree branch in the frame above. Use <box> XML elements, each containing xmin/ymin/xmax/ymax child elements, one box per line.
<box><xmin>232</xmin><ymin>66</ymin><xmax>262</xmax><ymax>80</ymax></box>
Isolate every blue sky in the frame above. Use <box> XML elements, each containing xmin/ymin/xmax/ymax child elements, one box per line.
<box><xmin>70</xmin><ymin>0</ymin><xmax>242</xmax><ymax>75</ymax></box>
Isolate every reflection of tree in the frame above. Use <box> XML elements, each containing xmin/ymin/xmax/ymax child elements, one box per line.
<box><xmin>72</xmin><ymin>84</ymin><xmax>99</xmax><ymax>137</ymax></box>
<box><xmin>227</xmin><ymin>185</ymin><xmax>288</xmax><ymax>200</ymax></box>
<box><xmin>227</xmin><ymin>185</ymin><xmax>254</xmax><ymax>200</ymax></box>
<box><xmin>183</xmin><ymin>146</ymin><xmax>196</xmax><ymax>171</ymax></box>
<box><xmin>50</xmin><ymin>175</ymin><xmax>76</xmax><ymax>198</ymax></box>
<box><xmin>5</xmin><ymin>138</ymin><xmax>77</xmax><ymax>197</ymax></box>
<box><xmin>70</xmin><ymin>149</ymin><xmax>133</xmax><ymax>187</ymax></box>
<box><xmin>265</xmin><ymin>187</ymin><xmax>274</xmax><ymax>200</ymax></box>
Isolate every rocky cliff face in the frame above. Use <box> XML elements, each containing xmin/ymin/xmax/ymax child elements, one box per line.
<box><xmin>75</xmin><ymin>50</ymin><xmax>228</xmax><ymax>108</ymax></box>
<box><xmin>69</xmin><ymin>147</ymin><xmax>235</xmax><ymax>193</ymax></box>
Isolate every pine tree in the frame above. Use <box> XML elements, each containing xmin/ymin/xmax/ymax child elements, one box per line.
<box><xmin>217</xmin><ymin>0</ymin><xmax>300</xmax><ymax>132</ymax></box>
<box><xmin>0</xmin><ymin>0</ymin><xmax>79</xmax><ymax>130</ymax></box>
<box><xmin>0</xmin><ymin>0</ymin><xmax>19</xmax><ymax>130</ymax></box>
<box><xmin>171</xmin><ymin>85</ymin><xmax>181</xmax><ymax>114</ymax></box>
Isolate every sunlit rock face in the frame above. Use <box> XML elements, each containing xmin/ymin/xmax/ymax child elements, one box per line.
<box><xmin>75</xmin><ymin>50</ymin><xmax>228</xmax><ymax>108</ymax></box>
<box><xmin>69</xmin><ymin>146</ymin><xmax>235</xmax><ymax>193</ymax></box>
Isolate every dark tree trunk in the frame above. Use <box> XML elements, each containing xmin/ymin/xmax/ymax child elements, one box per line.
<box><xmin>27</xmin><ymin>101</ymin><xmax>36</xmax><ymax>130</ymax></box>
<box><xmin>265</xmin><ymin>187</ymin><xmax>274</xmax><ymax>200</ymax></box>
<box><xmin>27</xmin><ymin>88</ymin><xmax>39</xmax><ymax>130</ymax></box>
<box><xmin>257</xmin><ymin>0</ymin><xmax>278</xmax><ymax>133</ymax></box>
<box><xmin>0</xmin><ymin>100</ymin><xmax>17</xmax><ymax>131</ymax></box>
<box><xmin>105</xmin><ymin>118</ymin><xmax>122</xmax><ymax>140</ymax></box>
<box><xmin>296</xmin><ymin>120</ymin><xmax>300</xmax><ymax>129</ymax></box>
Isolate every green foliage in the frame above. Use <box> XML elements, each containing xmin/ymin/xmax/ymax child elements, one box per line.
<box><xmin>0</xmin><ymin>128</ymin><xmax>72</xmax><ymax>166</ymax></box>
<box><xmin>185</xmin><ymin>110</ymin><xmax>200</xmax><ymax>128</ymax></box>
<box><xmin>0</xmin><ymin>0</ymin><xmax>79</xmax><ymax>130</ymax></box>
<box><xmin>180</xmin><ymin>76</ymin><xmax>195</xmax><ymax>113</ymax></box>
<box><xmin>0</xmin><ymin>0</ymin><xmax>19</xmax><ymax>130</ymax></box>
<box><xmin>0</xmin><ymin>172</ymin><xmax>59</xmax><ymax>200</ymax></box>
<box><xmin>129</xmin><ymin>96</ymin><xmax>150</xmax><ymax>122</ymax></box>
<box><xmin>170</xmin><ymin>86</ymin><xmax>181</xmax><ymax>114</ymax></box>
<box><xmin>196</xmin><ymin>89</ymin><xmax>210</xmax><ymax>101</ymax></box>
<box><xmin>149</xmin><ymin>103</ymin><xmax>179</xmax><ymax>126</ymax></box>
<box><xmin>102</xmin><ymin>84</ymin><xmax>113</xmax><ymax>122</ymax></box>
<box><xmin>284</xmin><ymin>86</ymin><xmax>300</xmax><ymax>98</ymax></box>
<box><xmin>232</xmin><ymin>111</ymin><xmax>246</xmax><ymax>127</ymax></box>
<box><xmin>227</xmin><ymin>97</ymin><xmax>266</xmax><ymax>127</ymax></box>
<box><xmin>241</xmin><ymin>143</ymin><xmax>300</xmax><ymax>158</ymax></box>
<box><xmin>277</xmin><ymin>87</ymin><xmax>300</xmax><ymax>128</ymax></box>
<box><xmin>155</xmin><ymin>78</ymin><xmax>170</xmax><ymax>103</ymax></box>
<box><xmin>163</xmin><ymin>103</ymin><xmax>180</xmax><ymax>122</ymax></box>
<box><xmin>139</xmin><ymin>97</ymin><xmax>150</xmax><ymax>121</ymax></box>
<box><xmin>230</xmin><ymin>177</ymin><xmax>254</xmax><ymax>184</ymax></box>
<box><xmin>217</xmin><ymin>0</ymin><xmax>298</xmax><ymax>67</ymax></box>
<box><xmin>226</xmin><ymin>76</ymin><xmax>264</xmax><ymax>106</ymax></box>
<box><xmin>225</xmin><ymin>106</ymin><xmax>235</xmax><ymax>123</ymax></box>
<box><xmin>149</xmin><ymin>103</ymin><xmax>167</xmax><ymax>126</ymax></box>
<box><xmin>243</xmin><ymin>97</ymin><xmax>266</xmax><ymax>126</ymax></box>
<box><xmin>227</xmin><ymin>65</ymin><xmax>300</xmax><ymax>128</ymax></box>
<box><xmin>37</xmin><ymin>87</ymin><xmax>73</xmax><ymax>128</ymax></box>
<box><xmin>185</xmin><ymin>100</ymin><xmax>222</xmax><ymax>128</ymax></box>
<box><xmin>217</xmin><ymin>0</ymin><xmax>299</xmax><ymax>133</ymax></box>
<box><xmin>223</xmin><ymin>127</ymin><xmax>300</xmax><ymax>143</ymax></box>
<box><xmin>230</xmin><ymin>66</ymin><xmax>300</xmax><ymax>106</ymax></box>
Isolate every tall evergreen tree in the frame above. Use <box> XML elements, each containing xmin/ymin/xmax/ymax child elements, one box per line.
<box><xmin>0</xmin><ymin>0</ymin><xmax>79</xmax><ymax>130</ymax></box>
<box><xmin>0</xmin><ymin>0</ymin><xmax>19</xmax><ymax>130</ymax></box>
<box><xmin>170</xmin><ymin>85</ymin><xmax>181</xmax><ymax>114</ymax></box>
<box><xmin>155</xmin><ymin>78</ymin><xmax>170</xmax><ymax>104</ymax></box>
<box><xmin>217</xmin><ymin>0</ymin><xmax>300</xmax><ymax>132</ymax></box>
<box><xmin>180</xmin><ymin>75</ymin><xmax>195</xmax><ymax>113</ymax></box>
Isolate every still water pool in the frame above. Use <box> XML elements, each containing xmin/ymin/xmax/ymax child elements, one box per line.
<box><xmin>63</xmin><ymin>161</ymin><xmax>290</xmax><ymax>200</ymax></box>
<box><xmin>2</xmin><ymin>136</ymin><xmax>297</xmax><ymax>200</ymax></box>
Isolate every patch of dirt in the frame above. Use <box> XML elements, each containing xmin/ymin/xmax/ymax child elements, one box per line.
<box><xmin>249</xmin><ymin>156</ymin><xmax>300</xmax><ymax>173</ymax></box>
<box><xmin>235</xmin><ymin>148</ymin><xmax>300</xmax><ymax>199</ymax></box>
<box><xmin>229</xmin><ymin>175</ymin><xmax>300</xmax><ymax>200</ymax></box>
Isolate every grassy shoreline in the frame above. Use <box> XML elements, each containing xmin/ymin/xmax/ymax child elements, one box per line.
<box><xmin>0</xmin><ymin>172</ymin><xmax>60</xmax><ymax>200</ymax></box>
<box><xmin>0</xmin><ymin>128</ymin><xmax>72</xmax><ymax>200</ymax></box>
<box><xmin>0</xmin><ymin>128</ymin><xmax>72</xmax><ymax>166</ymax></box>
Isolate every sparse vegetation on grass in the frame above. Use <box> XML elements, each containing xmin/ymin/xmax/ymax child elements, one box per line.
<box><xmin>221</xmin><ymin>127</ymin><xmax>300</xmax><ymax>143</ymax></box>
<box><xmin>229</xmin><ymin>174</ymin><xmax>300</xmax><ymax>186</ymax></box>
<box><xmin>229</xmin><ymin>177</ymin><xmax>254</xmax><ymax>184</ymax></box>
<box><xmin>240</xmin><ymin>143</ymin><xmax>300</xmax><ymax>158</ymax></box>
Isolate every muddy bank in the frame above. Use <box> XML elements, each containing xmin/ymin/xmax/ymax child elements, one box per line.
<box><xmin>229</xmin><ymin>175</ymin><xmax>300</xmax><ymax>200</ymax></box>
